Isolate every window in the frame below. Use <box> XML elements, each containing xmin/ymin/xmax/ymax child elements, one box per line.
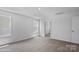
<box><xmin>0</xmin><ymin>15</ymin><xmax>11</xmax><ymax>37</ymax></box>
<box><xmin>33</xmin><ymin>20</ymin><xmax>39</xmax><ymax>34</ymax></box>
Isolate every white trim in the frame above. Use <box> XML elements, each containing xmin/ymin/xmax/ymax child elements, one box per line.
<box><xmin>0</xmin><ymin>34</ymin><xmax>11</xmax><ymax>37</ymax></box>
<box><xmin>0</xmin><ymin>44</ymin><xmax>9</xmax><ymax>48</ymax></box>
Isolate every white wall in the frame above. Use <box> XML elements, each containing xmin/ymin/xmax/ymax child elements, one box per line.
<box><xmin>72</xmin><ymin>16</ymin><xmax>79</xmax><ymax>44</ymax></box>
<box><xmin>0</xmin><ymin>9</ymin><xmax>37</xmax><ymax>45</ymax></box>
<box><xmin>50</xmin><ymin>14</ymin><xmax>72</xmax><ymax>42</ymax></box>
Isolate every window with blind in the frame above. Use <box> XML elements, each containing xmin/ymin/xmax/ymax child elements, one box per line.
<box><xmin>0</xmin><ymin>15</ymin><xmax>11</xmax><ymax>37</ymax></box>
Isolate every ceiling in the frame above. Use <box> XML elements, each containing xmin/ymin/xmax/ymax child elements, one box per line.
<box><xmin>1</xmin><ymin>7</ymin><xmax>79</xmax><ymax>18</ymax></box>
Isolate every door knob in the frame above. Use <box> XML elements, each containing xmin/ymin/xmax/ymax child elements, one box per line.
<box><xmin>72</xmin><ymin>30</ymin><xmax>74</xmax><ymax>32</ymax></box>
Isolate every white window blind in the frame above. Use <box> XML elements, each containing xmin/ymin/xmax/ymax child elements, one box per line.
<box><xmin>0</xmin><ymin>15</ymin><xmax>11</xmax><ymax>37</ymax></box>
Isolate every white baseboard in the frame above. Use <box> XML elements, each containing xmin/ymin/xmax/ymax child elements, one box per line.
<box><xmin>0</xmin><ymin>34</ymin><xmax>38</xmax><ymax>46</ymax></box>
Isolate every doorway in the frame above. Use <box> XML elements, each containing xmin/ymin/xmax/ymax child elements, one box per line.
<box><xmin>44</xmin><ymin>21</ymin><xmax>52</xmax><ymax>37</ymax></box>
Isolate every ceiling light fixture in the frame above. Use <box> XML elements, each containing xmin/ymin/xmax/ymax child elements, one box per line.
<box><xmin>38</xmin><ymin>8</ymin><xmax>40</xmax><ymax>11</ymax></box>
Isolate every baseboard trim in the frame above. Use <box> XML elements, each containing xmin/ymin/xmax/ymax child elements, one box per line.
<box><xmin>50</xmin><ymin>38</ymin><xmax>79</xmax><ymax>45</ymax></box>
<box><xmin>0</xmin><ymin>35</ymin><xmax>38</xmax><ymax>48</ymax></box>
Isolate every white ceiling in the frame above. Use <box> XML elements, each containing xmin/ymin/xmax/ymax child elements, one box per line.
<box><xmin>1</xmin><ymin>7</ymin><xmax>79</xmax><ymax>18</ymax></box>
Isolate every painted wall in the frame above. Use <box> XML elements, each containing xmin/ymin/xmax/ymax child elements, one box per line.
<box><xmin>0</xmin><ymin>9</ymin><xmax>37</xmax><ymax>45</ymax></box>
<box><xmin>72</xmin><ymin>16</ymin><xmax>79</xmax><ymax>44</ymax></box>
<box><xmin>50</xmin><ymin>14</ymin><xmax>72</xmax><ymax>42</ymax></box>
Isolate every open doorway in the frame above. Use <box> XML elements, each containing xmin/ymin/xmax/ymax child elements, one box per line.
<box><xmin>44</xmin><ymin>21</ymin><xmax>52</xmax><ymax>37</ymax></box>
<box><xmin>32</xmin><ymin>20</ymin><xmax>39</xmax><ymax>37</ymax></box>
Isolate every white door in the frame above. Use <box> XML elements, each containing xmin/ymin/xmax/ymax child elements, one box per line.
<box><xmin>72</xmin><ymin>16</ymin><xmax>79</xmax><ymax>44</ymax></box>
